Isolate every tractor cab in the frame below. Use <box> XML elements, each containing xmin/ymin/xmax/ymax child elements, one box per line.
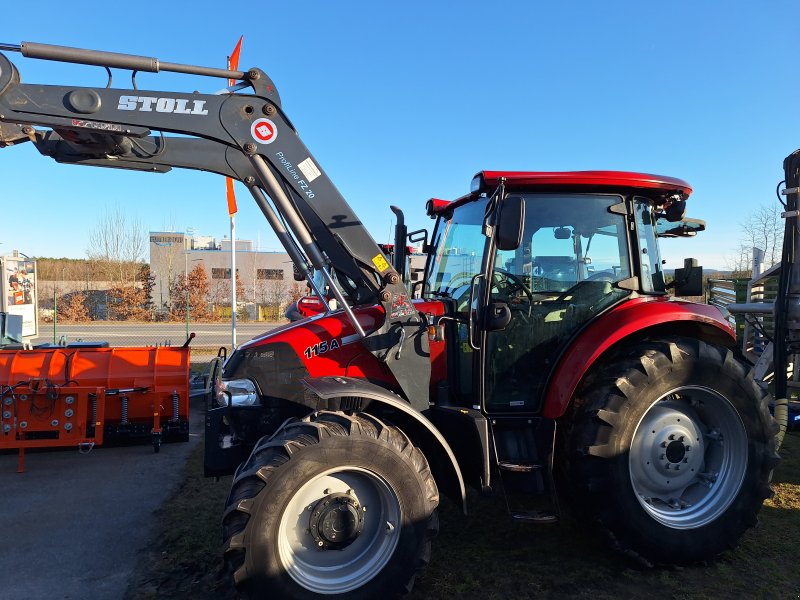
<box><xmin>424</xmin><ymin>171</ymin><xmax>701</xmax><ymax>414</ymax></box>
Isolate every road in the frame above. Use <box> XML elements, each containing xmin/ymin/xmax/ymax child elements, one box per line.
<box><xmin>1</xmin><ymin>322</ymin><xmax>286</xmax><ymax>597</ymax></box>
<box><xmin>30</xmin><ymin>321</ymin><xmax>281</xmax><ymax>348</ymax></box>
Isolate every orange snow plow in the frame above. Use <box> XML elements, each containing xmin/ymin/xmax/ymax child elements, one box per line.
<box><xmin>0</xmin><ymin>346</ymin><xmax>190</xmax><ymax>471</ymax></box>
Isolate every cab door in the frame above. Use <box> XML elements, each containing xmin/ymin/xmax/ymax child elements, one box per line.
<box><xmin>425</xmin><ymin>198</ymin><xmax>493</xmax><ymax>408</ymax></box>
<box><xmin>478</xmin><ymin>194</ymin><xmax>633</xmax><ymax>414</ymax></box>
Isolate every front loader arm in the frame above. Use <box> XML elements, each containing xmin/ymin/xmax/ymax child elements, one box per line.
<box><xmin>0</xmin><ymin>42</ymin><xmax>430</xmax><ymax>408</ymax></box>
<box><xmin>29</xmin><ymin>130</ymin><xmax>251</xmax><ymax>177</ymax></box>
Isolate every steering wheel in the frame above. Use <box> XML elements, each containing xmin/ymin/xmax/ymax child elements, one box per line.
<box><xmin>586</xmin><ymin>270</ymin><xmax>616</xmax><ymax>282</ymax></box>
<box><xmin>554</xmin><ymin>270</ymin><xmax>616</xmax><ymax>303</ymax></box>
<box><xmin>493</xmin><ymin>268</ymin><xmax>535</xmax><ymax>310</ymax></box>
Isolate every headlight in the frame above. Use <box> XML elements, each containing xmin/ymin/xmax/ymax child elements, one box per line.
<box><xmin>470</xmin><ymin>174</ymin><xmax>483</xmax><ymax>193</ymax></box>
<box><xmin>216</xmin><ymin>378</ymin><xmax>259</xmax><ymax>407</ymax></box>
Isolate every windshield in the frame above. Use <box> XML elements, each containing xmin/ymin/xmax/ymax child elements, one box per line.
<box><xmin>427</xmin><ymin>198</ymin><xmax>487</xmax><ymax>304</ymax></box>
<box><xmin>428</xmin><ymin>194</ymin><xmax>633</xmax><ymax>300</ymax></box>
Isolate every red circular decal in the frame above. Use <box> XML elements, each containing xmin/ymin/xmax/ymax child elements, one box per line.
<box><xmin>251</xmin><ymin>118</ymin><xmax>277</xmax><ymax>144</ymax></box>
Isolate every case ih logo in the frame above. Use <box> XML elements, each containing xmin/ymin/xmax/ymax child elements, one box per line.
<box><xmin>117</xmin><ymin>95</ymin><xmax>209</xmax><ymax>115</ymax></box>
<box><xmin>251</xmin><ymin>118</ymin><xmax>277</xmax><ymax>144</ymax></box>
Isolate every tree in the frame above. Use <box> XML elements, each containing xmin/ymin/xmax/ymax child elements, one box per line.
<box><xmin>208</xmin><ymin>270</ymin><xmax>245</xmax><ymax>319</ymax></box>
<box><xmin>57</xmin><ymin>292</ymin><xmax>90</xmax><ymax>322</ymax></box>
<box><xmin>149</xmin><ymin>239</ymin><xmax>187</xmax><ymax>310</ymax></box>
<box><xmin>86</xmin><ymin>206</ymin><xmax>146</xmax><ymax>282</ymax></box>
<box><xmin>289</xmin><ymin>282</ymin><xmax>304</xmax><ymax>302</ymax></box>
<box><xmin>235</xmin><ymin>270</ymin><xmax>245</xmax><ymax>302</ymax></box>
<box><xmin>169</xmin><ymin>264</ymin><xmax>210</xmax><ymax>320</ymax></box>
<box><xmin>137</xmin><ymin>264</ymin><xmax>155</xmax><ymax>311</ymax></box>
<box><xmin>727</xmin><ymin>203</ymin><xmax>783</xmax><ymax>277</ymax></box>
<box><xmin>107</xmin><ymin>284</ymin><xmax>149</xmax><ymax>321</ymax></box>
<box><xmin>255</xmin><ymin>278</ymin><xmax>291</xmax><ymax>321</ymax></box>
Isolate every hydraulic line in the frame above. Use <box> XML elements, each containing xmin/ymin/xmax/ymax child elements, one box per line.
<box><xmin>249</xmin><ymin>154</ymin><xmax>365</xmax><ymax>337</ymax></box>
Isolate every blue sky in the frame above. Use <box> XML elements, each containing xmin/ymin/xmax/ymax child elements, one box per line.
<box><xmin>2</xmin><ymin>1</ymin><xmax>798</xmax><ymax>269</ymax></box>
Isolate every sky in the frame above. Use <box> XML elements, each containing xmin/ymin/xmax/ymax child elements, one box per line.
<box><xmin>2</xmin><ymin>1</ymin><xmax>799</xmax><ymax>270</ymax></box>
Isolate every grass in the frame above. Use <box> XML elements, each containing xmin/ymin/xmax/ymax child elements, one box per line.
<box><xmin>126</xmin><ymin>433</ymin><xmax>800</xmax><ymax>599</ymax></box>
<box><xmin>124</xmin><ymin>445</ymin><xmax>236</xmax><ymax>600</ymax></box>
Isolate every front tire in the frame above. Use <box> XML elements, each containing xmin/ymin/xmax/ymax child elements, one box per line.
<box><xmin>223</xmin><ymin>411</ymin><xmax>439</xmax><ymax>599</ymax></box>
<box><xmin>566</xmin><ymin>337</ymin><xmax>779</xmax><ymax>564</ymax></box>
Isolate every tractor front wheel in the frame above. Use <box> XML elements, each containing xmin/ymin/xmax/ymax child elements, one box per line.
<box><xmin>566</xmin><ymin>337</ymin><xmax>778</xmax><ymax>564</ymax></box>
<box><xmin>223</xmin><ymin>411</ymin><xmax>439</xmax><ymax>599</ymax></box>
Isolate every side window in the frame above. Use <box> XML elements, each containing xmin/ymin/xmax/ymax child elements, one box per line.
<box><xmin>582</xmin><ymin>224</ymin><xmax>631</xmax><ymax>281</ymax></box>
<box><xmin>634</xmin><ymin>199</ymin><xmax>665</xmax><ymax>293</ymax></box>
<box><xmin>492</xmin><ymin>196</ymin><xmax>632</xmax><ymax>297</ymax></box>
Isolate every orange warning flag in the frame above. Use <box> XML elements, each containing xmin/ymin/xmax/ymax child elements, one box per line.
<box><xmin>226</xmin><ymin>36</ymin><xmax>244</xmax><ymax>216</ymax></box>
<box><xmin>226</xmin><ymin>175</ymin><xmax>237</xmax><ymax>216</ymax></box>
<box><xmin>228</xmin><ymin>35</ymin><xmax>243</xmax><ymax>86</ymax></box>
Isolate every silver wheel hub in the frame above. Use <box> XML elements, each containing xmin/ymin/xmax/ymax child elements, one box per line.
<box><xmin>633</xmin><ymin>407</ymin><xmax>706</xmax><ymax>495</ymax></box>
<box><xmin>277</xmin><ymin>467</ymin><xmax>401</xmax><ymax>594</ymax></box>
<box><xmin>308</xmin><ymin>492</ymin><xmax>365</xmax><ymax>550</ymax></box>
<box><xmin>629</xmin><ymin>386</ymin><xmax>747</xmax><ymax>529</ymax></box>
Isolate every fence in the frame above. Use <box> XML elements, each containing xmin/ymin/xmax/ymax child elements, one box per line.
<box><xmin>31</xmin><ymin>294</ymin><xmax>286</xmax><ymax>371</ymax></box>
<box><xmin>706</xmin><ymin>278</ymin><xmax>749</xmax><ymax>339</ymax></box>
<box><xmin>707</xmin><ymin>272</ymin><xmax>780</xmax><ymax>359</ymax></box>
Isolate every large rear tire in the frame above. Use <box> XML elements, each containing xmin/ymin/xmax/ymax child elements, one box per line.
<box><xmin>565</xmin><ymin>337</ymin><xmax>779</xmax><ymax>564</ymax></box>
<box><xmin>223</xmin><ymin>411</ymin><xmax>439</xmax><ymax>599</ymax></box>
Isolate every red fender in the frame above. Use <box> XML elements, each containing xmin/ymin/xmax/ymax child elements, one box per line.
<box><xmin>541</xmin><ymin>297</ymin><xmax>736</xmax><ymax>419</ymax></box>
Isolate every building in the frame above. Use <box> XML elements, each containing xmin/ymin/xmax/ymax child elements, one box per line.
<box><xmin>148</xmin><ymin>231</ymin><xmax>295</xmax><ymax>310</ymax></box>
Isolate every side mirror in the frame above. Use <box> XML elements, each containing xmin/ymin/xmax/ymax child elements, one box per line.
<box><xmin>408</xmin><ymin>228</ymin><xmax>429</xmax><ymax>251</ymax></box>
<box><xmin>484</xmin><ymin>301</ymin><xmax>512</xmax><ymax>332</ymax></box>
<box><xmin>665</xmin><ymin>199</ymin><xmax>687</xmax><ymax>222</ymax></box>
<box><xmin>673</xmin><ymin>258</ymin><xmax>703</xmax><ymax>297</ymax></box>
<box><xmin>656</xmin><ymin>216</ymin><xmax>706</xmax><ymax>238</ymax></box>
<box><xmin>496</xmin><ymin>196</ymin><xmax>525</xmax><ymax>251</ymax></box>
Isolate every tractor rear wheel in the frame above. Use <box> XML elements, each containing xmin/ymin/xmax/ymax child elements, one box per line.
<box><xmin>566</xmin><ymin>337</ymin><xmax>779</xmax><ymax>564</ymax></box>
<box><xmin>223</xmin><ymin>411</ymin><xmax>439</xmax><ymax>599</ymax></box>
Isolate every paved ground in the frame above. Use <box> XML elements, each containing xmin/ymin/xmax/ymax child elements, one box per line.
<box><xmin>0</xmin><ymin>322</ymin><xmax>285</xmax><ymax>598</ymax></box>
<box><xmin>0</xmin><ymin>398</ymin><xmax>205</xmax><ymax>600</ymax></box>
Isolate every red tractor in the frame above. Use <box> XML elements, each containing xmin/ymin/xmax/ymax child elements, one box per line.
<box><xmin>0</xmin><ymin>41</ymin><xmax>778</xmax><ymax>600</ymax></box>
<box><xmin>211</xmin><ymin>171</ymin><xmax>777</xmax><ymax>598</ymax></box>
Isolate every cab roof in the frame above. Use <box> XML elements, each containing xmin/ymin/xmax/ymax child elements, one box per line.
<box><xmin>429</xmin><ymin>170</ymin><xmax>693</xmax><ymax>216</ymax></box>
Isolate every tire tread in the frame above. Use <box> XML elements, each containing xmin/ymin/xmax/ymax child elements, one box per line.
<box><xmin>222</xmin><ymin>410</ymin><xmax>439</xmax><ymax>599</ymax></box>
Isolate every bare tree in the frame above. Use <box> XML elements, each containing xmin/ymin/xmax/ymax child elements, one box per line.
<box><xmin>255</xmin><ymin>278</ymin><xmax>291</xmax><ymax>320</ymax></box>
<box><xmin>726</xmin><ymin>203</ymin><xmax>783</xmax><ymax>277</ymax></box>
<box><xmin>86</xmin><ymin>206</ymin><xmax>146</xmax><ymax>282</ymax></box>
<box><xmin>149</xmin><ymin>239</ymin><xmax>185</xmax><ymax>310</ymax></box>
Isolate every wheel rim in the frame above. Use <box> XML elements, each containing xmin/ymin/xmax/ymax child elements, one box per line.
<box><xmin>629</xmin><ymin>385</ymin><xmax>748</xmax><ymax>529</ymax></box>
<box><xmin>277</xmin><ymin>466</ymin><xmax>402</xmax><ymax>594</ymax></box>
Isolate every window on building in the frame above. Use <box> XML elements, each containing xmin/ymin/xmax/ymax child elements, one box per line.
<box><xmin>212</xmin><ymin>268</ymin><xmax>232</xmax><ymax>280</ymax></box>
<box><xmin>257</xmin><ymin>269</ymin><xmax>284</xmax><ymax>280</ymax></box>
